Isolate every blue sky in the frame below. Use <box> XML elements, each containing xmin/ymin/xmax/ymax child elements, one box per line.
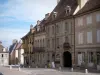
<box><xmin>0</xmin><ymin>0</ymin><xmax>57</xmax><ymax>47</ymax></box>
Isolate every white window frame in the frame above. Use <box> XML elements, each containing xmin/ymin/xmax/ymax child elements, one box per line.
<box><xmin>78</xmin><ymin>17</ymin><xmax>83</xmax><ymax>26</ymax></box>
<box><xmin>87</xmin><ymin>31</ymin><xmax>92</xmax><ymax>43</ymax></box>
<box><xmin>96</xmin><ymin>13</ymin><xmax>100</xmax><ymax>22</ymax></box>
<box><xmin>97</xmin><ymin>29</ymin><xmax>100</xmax><ymax>43</ymax></box>
<box><xmin>78</xmin><ymin>32</ymin><xmax>83</xmax><ymax>44</ymax></box>
<box><xmin>86</xmin><ymin>15</ymin><xmax>92</xmax><ymax>25</ymax></box>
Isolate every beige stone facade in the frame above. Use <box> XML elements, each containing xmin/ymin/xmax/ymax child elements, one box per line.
<box><xmin>21</xmin><ymin>0</ymin><xmax>100</xmax><ymax>69</ymax></box>
<box><xmin>75</xmin><ymin>9</ymin><xmax>100</xmax><ymax>68</ymax></box>
<box><xmin>45</xmin><ymin>19</ymin><xmax>75</xmax><ymax>67</ymax></box>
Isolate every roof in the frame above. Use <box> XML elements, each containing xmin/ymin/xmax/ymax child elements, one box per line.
<box><xmin>34</xmin><ymin>19</ymin><xmax>47</xmax><ymax>33</ymax></box>
<box><xmin>21</xmin><ymin>31</ymin><xmax>31</xmax><ymax>39</ymax></box>
<box><xmin>15</xmin><ymin>43</ymin><xmax>22</xmax><ymax>50</ymax></box>
<box><xmin>45</xmin><ymin>0</ymin><xmax>78</xmax><ymax>24</ymax></box>
<box><xmin>76</xmin><ymin>0</ymin><xmax>100</xmax><ymax>16</ymax></box>
<box><xmin>0</xmin><ymin>44</ymin><xmax>4</xmax><ymax>52</ymax></box>
<box><xmin>9</xmin><ymin>43</ymin><xmax>17</xmax><ymax>54</ymax></box>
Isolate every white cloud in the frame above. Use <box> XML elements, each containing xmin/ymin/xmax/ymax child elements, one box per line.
<box><xmin>0</xmin><ymin>28</ymin><xmax>28</xmax><ymax>41</ymax></box>
<box><xmin>0</xmin><ymin>0</ymin><xmax>57</xmax><ymax>47</ymax></box>
<box><xmin>0</xmin><ymin>0</ymin><xmax>57</xmax><ymax>22</ymax></box>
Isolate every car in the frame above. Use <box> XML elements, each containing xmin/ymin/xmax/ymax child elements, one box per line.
<box><xmin>0</xmin><ymin>73</ymin><xmax>3</xmax><ymax>75</ymax></box>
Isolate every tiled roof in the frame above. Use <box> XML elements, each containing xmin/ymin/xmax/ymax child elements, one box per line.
<box><xmin>15</xmin><ymin>43</ymin><xmax>22</xmax><ymax>50</ymax></box>
<box><xmin>76</xmin><ymin>0</ymin><xmax>100</xmax><ymax>15</ymax></box>
<box><xmin>45</xmin><ymin>0</ymin><xmax>78</xmax><ymax>24</ymax></box>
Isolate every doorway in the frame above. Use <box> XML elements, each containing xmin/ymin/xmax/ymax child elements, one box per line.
<box><xmin>63</xmin><ymin>51</ymin><xmax>72</xmax><ymax>67</ymax></box>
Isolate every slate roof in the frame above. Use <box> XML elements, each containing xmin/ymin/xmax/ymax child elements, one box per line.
<box><xmin>9</xmin><ymin>43</ymin><xmax>17</xmax><ymax>54</ymax></box>
<box><xmin>45</xmin><ymin>0</ymin><xmax>78</xmax><ymax>24</ymax></box>
<box><xmin>76</xmin><ymin>0</ymin><xmax>100</xmax><ymax>16</ymax></box>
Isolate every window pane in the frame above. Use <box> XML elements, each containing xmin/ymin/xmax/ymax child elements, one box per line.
<box><xmin>97</xmin><ymin>30</ymin><xmax>100</xmax><ymax>43</ymax></box>
<box><xmin>96</xmin><ymin>14</ymin><xmax>100</xmax><ymax>22</ymax></box>
<box><xmin>87</xmin><ymin>16</ymin><xmax>92</xmax><ymax>24</ymax></box>
<box><xmin>87</xmin><ymin>31</ymin><xmax>92</xmax><ymax>43</ymax></box>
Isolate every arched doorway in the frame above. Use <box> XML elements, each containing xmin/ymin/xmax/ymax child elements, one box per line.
<box><xmin>63</xmin><ymin>51</ymin><xmax>72</xmax><ymax>67</ymax></box>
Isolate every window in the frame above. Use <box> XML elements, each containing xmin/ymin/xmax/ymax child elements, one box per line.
<box><xmin>52</xmin><ymin>26</ymin><xmax>55</xmax><ymax>34</ymax></box>
<box><xmin>2</xmin><ymin>54</ymin><xmax>3</xmax><ymax>58</ymax></box>
<box><xmin>56</xmin><ymin>25</ymin><xmax>59</xmax><ymax>33</ymax></box>
<box><xmin>87</xmin><ymin>31</ymin><xmax>92</xmax><ymax>43</ymax></box>
<box><xmin>86</xmin><ymin>15</ymin><xmax>92</xmax><ymax>25</ymax></box>
<box><xmin>52</xmin><ymin>38</ymin><xmax>54</xmax><ymax>48</ymax></box>
<box><xmin>56</xmin><ymin>38</ymin><xmax>59</xmax><ymax>48</ymax></box>
<box><xmin>97</xmin><ymin>30</ymin><xmax>100</xmax><ymax>43</ymax></box>
<box><xmin>65</xmin><ymin>22</ymin><xmax>68</xmax><ymax>31</ymax></box>
<box><xmin>78</xmin><ymin>32</ymin><xmax>83</xmax><ymax>44</ymax></box>
<box><xmin>47</xmin><ymin>39</ymin><xmax>50</xmax><ymax>48</ymax></box>
<box><xmin>78</xmin><ymin>18</ymin><xmax>83</xmax><ymax>26</ymax></box>
<box><xmin>97</xmin><ymin>52</ymin><xmax>100</xmax><ymax>65</ymax></box>
<box><xmin>96</xmin><ymin>13</ymin><xmax>100</xmax><ymax>22</ymax></box>
<box><xmin>88</xmin><ymin>52</ymin><xmax>93</xmax><ymax>63</ymax></box>
<box><xmin>65</xmin><ymin>36</ymin><xmax>68</xmax><ymax>42</ymax></box>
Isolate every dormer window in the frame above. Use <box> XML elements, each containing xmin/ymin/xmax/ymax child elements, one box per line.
<box><xmin>65</xmin><ymin>5</ymin><xmax>71</xmax><ymax>15</ymax></box>
<box><xmin>52</xmin><ymin>12</ymin><xmax>57</xmax><ymax>19</ymax></box>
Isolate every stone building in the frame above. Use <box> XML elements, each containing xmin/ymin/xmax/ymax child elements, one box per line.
<box><xmin>9</xmin><ymin>40</ymin><xmax>18</xmax><ymax>65</ymax></box>
<box><xmin>0</xmin><ymin>41</ymin><xmax>9</xmax><ymax>66</ymax></box>
<box><xmin>21</xmin><ymin>25</ymin><xmax>34</xmax><ymax>67</ymax></box>
<box><xmin>32</xmin><ymin>19</ymin><xmax>47</xmax><ymax>67</ymax></box>
<box><xmin>45</xmin><ymin>0</ymin><xmax>77</xmax><ymax>68</ymax></box>
<box><xmin>21</xmin><ymin>0</ymin><xmax>100</xmax><ymax>69</ymax></box>
<box><xmin>75</xmin><ymin>0</ymin><xmax>100</xmax><ymax>69</ymax></box>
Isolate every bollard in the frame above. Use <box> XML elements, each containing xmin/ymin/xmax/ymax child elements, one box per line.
<box><xmin>45</xmin><ymin>65</ymin><xmax>47</xmax><ymax>68</ymax></box>
<box><xmin>71</xmin><ymin>68</ymin><xmax>73</xmax><ymax>72</ymax></box>
<box><xmin>85</xmin><ymin>69</ymin><xmax>88</xmax><ymax>74</ymax></box>
<box><xmin>36</xmin><ymin>66</ymin><xmax>38</xmax><ymax>68</ymax></box>
<box><xmin>59</xmin><ymin>67</ymin><xmax>61</xmax><ymax>70</ymax></box>
<box><xmin>10</xmin><ymin>65</ymin><xmax>12</xmax><ymax>69</ymax></box>
<box><xmin>18</xmin><ymin>67</ymin><xmax>21</xmax><ymax>71</ymax></box>
<box><xmin>29</xmin><ymin>66</ymin><xmax>30</xmax><ymax>68</ymax></box>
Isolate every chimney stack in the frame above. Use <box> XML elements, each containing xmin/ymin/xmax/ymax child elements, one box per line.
<box><xmin>57</xmin><ymin>0</ymin><xmax>60</xmax><ymax>4</ymax></box>
<box><xmin>37</xmin><ymin>20</ymin><xmax>41</xmax><ymax>25</ymax></box>
<box><xmin>30</xmin><ymin>24</ymin><xmax>33</xmax><ymax>30</ymax></box>
<box><xmin>45</xmin><ymin>13</ymin><xmax>50</xmax><ymax>20</ymax></box>
<box><xmin>0</xmin><ymin>41</ymin><xmax>2</xmax><ymax>45</ymax></box>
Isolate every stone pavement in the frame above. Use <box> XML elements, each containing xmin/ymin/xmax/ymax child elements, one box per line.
<box><xmin>1</xmin><ymin>66</ymin><xmax>100</xmax><ymax>75</ymax></box>
<box><xmin>0</xmin><ymin>66</ymin><xmax>28</xmax><ymax>75</ymax></box>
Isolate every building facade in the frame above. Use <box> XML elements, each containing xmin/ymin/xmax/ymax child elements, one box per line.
<box><xmin>45</xmin><ymin>0</ymin><xmax>78</xmax><ymax>68</ymax></box>
<box><xmin>32</xmin><ymin>20</ymin><xmax>47</xmax><ymax>67</ymax></box>
<box><xmin>21</xmin><ymin>0</ymin><xmax>100</xmax><ymax>69</ymax></box>
<box><xmin>75</xmin><ymin>0</ymin><xmax>100</xmax><ymax>69</ymax></box>
<box><xmin>0</xmin><ymin>42</ymin><xmax>9</xmax><ymax>66</ymax></box>
<box><xmin>21</xmin><ymin>25</ymin><xmax>34</xmax><ymax>67</ymax></box>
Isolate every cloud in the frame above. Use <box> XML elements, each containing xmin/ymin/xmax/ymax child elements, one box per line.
<box><xmin>0</xmin><ymin>0</ymin><xmax>57</xmax><ymax>22</ymax></box>
<box><xmin>0</xmin><ymin>28</ymin><xmax>28</xmax><ymax>40</ymax></box>
<box><xmin>0</xmin><ymin>0</ymin><xmax>57</xmax><ymax>47</ymax></box>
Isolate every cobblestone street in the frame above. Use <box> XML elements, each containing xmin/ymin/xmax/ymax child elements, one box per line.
<box><xmin>0</xmin><ymin>66</ymin><xmax>100</xmax><ymax>75</ymax></box>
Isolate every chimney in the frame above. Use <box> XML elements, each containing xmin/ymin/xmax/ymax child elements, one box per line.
<box><xmin>45</xmin><ymin>13</ymin><xmax>50</xmax><ymax>20</ymax></box>
<box><xmin>30</xmin><ymin>24</ymin><xmax>33</xmax><ymax>30</ymax></box>
<box><xmin>0</xmin><ymin>41</ymin><xmax>2</xmax><ymax>45</ymax></box>
<box><xmin>37</xmin><ymin>20</ymin><xmax>41</xmax><ymax>25</ymax></box>
<box><xmin>78</xmin><ymin>0</ymin><xmax>89</xmax><ymax>9</ymax></box>
<box><xmin>57</xmin><ymin>0</ymin><xmax>60</xmax><ymax>4</ymax></box>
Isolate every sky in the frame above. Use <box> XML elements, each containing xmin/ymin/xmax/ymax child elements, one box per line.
<box><xmin>0</xmin><ymin>0</ymin><xmax>57</xmax><ymax>47</ymax></box>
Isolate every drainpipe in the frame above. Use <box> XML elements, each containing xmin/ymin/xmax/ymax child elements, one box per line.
<box><xmin>54</xmin><ymin>23</ymin><xmax>57</xmax><ymax>65</ymax></box>
<box><xmin>73</xmin><ymin>16</ymin><xmax>76</xmax><ymax>67</ymax></box>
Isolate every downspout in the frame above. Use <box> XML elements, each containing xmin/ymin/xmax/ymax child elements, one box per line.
<box><xmin>73</xmin><ymin>16</ymin><xmax>76</xmax><ymax>67</ymax></box>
